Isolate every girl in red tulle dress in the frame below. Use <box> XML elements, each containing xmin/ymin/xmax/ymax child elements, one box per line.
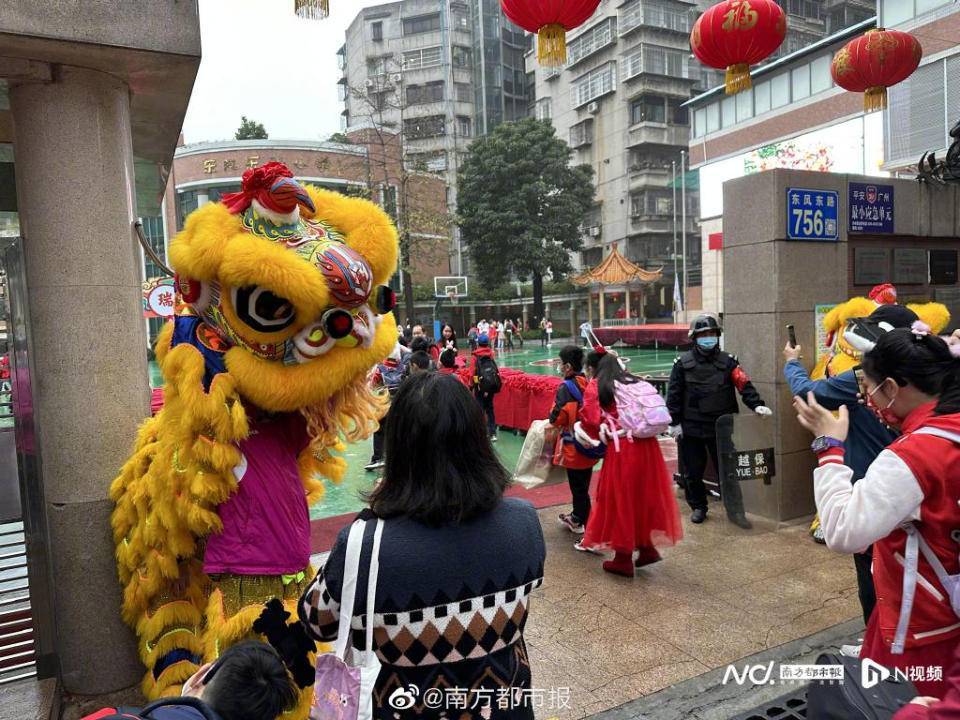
<box><xmin>577</xmin><ymin>351</ymin><xmax>683</xmax><ymax>577</ymax></box>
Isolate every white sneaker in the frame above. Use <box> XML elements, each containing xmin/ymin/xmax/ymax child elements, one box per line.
<box><xmin>574</xmin><ymin>541</ymin><xmax>602</xmax><ymax>555</ymax></box>
<box><xmin>840</xmin><ymin>643</ymin><xmax>863</xmax><ymax>657</ymax></box>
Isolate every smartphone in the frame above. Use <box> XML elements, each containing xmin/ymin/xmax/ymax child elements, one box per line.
<box><xmin>853</xmin><ymin>366</ymin><xmax>867</xmax><ymax>400</ymax></box>
<box><xmin>787</xmin><ymin>324</ymin><xmax>797</xmax><ymax>348</ymax></box>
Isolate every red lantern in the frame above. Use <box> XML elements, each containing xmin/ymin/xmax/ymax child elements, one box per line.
<box><xmin>831</xmin><ymin>29</ymin><xmax>922</xmax><ymax>113</ymax></box>
<box><xmin>500</xmin><ymin>0</ymin><xmax>601</xmax><ymax>67</ymax></box>
<box><xmin>691</xmin><ymin>1</ymin><xmax>787</xmax><ymax>95</ymax></box>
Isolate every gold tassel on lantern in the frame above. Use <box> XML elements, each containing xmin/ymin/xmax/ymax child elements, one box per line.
<box><xmin>294</xmin><ymin>0</ymin><xmax>328</xmax><ymax>20</ymax></box>
<box><xmin>863</xmin><ymin>86</ymin><xmax>888</xmax><ymax>113</ymax></box>
<box><xmin>724</xmin><ymin>63</ymin><xmax>753</xmax><ymax>95</ymax></box>
<box><xmin>537</xmin><ymin>24</ymin><xmax>567</xmax><ymax>67</ymax></box>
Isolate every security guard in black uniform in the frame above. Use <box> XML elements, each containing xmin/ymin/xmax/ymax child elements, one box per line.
<box><xmin>666</xmin><ymin>314</ymin><xmax>771</xmax><ymax>528</ymax></box>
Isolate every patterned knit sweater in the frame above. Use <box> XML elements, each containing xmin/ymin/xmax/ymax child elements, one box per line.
<box><xmin>300</xmin><ymin>498</ymin><xmax>546</xmax><ymax>719</ymax></box>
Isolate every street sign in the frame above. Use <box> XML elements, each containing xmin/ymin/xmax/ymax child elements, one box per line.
<box><xmin>849</xmin><ymin>182</ymin><xmax>894</xmax><ymax>233</ymax></box>
<box><xmin>786</xmin><ymin>188</ymin><xmax>839</xmax><ymax>241</ymax></box>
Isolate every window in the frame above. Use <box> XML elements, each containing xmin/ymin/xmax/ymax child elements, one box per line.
<box><xmin>403</xmin><ymin>115</ymin><xmax>445</xmax><ymax>138</ymax></box>
<box><xmin>572</xmin><ymin>63</ymin><xmax>616</xmax><ymax>107</ymax></box>
<box><xmin>623</xmin><ymin>44</ymin><xmax>688</xmax><ymax>81</ymax></box>
<box><xmin>620</xmin><ymin>0</ymin><xmax>691</xmax><ymax>36</ymax></box>
<box><xmin>888</xmin><ymin>59</ymin><xmax>949</xmax><ymax>166</ymax></box>
<box><xmin>706</xmin><ymin>102</ymin><xmax>720</xmax><ymax>133</ymax></box>
<box><xmin>630</xmin><ymin>95</ymin><xmax>665</xmax><ymax>124</ymax></box>
<box><xmin>366</xmin><ymin>56</ymin><xmax>389</xmax><ymax>76</ymax></box>
<box><xmin>371</xmin><ymin>21</ymin><xmax>383</xmax><ymax>41</ymax></box>
<box><xmin>930</xmin><ymin>250</ymin><xmax>958</xmax><ymax>285</ymax></box>
<box><xmin>403</xmin><ymin>47</ymin><xmax>442</xmax><ymax>70</ymax></box>
<box><xmin>406</xmin><ymin>81</ymin><xmax>444</xmax><ymax>105</ymax></box>
<box><xmin>570</xmin><ymin>120</ymin><xmax>593</xmax><ymax>147</ymax></box>
<box><xmin>456</xmin><ymin>116</ymin><xmax>472</xmax><ymax>137</ymax></box>
<box><xmin>453</xmin><ymin>10</ymin><xmax>470</xmax><ymax>30</ymax></box>
<box><xmin>811</xmin><ymin>55</ymin><xmax>833</xmax><ymax>94</ymax></box>
<box><xmin>452</xmin><ymin>46</ymin><xmax>472</xmax><ymax>68</ymax></box>
<box><xmin>535</xmin><ymin>97</ymin><xmax>552</xmax><ymax>121</ymax></box>
<box><xmin>735</xmin><ymin>88</ymin><xmax>753</xmax><ymax>122</ymax></box>
<box><xmin>566</xmin><ymin>18</ymin><xmax>615</xmax><ymax>66</ymax></box>
<box><xmin>791</xmin><ymin>65</ymin><xmax>810</xmax><ymax>101</ymax></box>
<box><xmin>754</xmin><ymin>80</ymin><xmax>771</xmax><ymax>114</ymax></box>
<box><xmin>455</xmin><ymin>83</ymin><xmax>472</xmax><ymax>103</ymax></box>
<box><xmin>670</xmin><ymin>98</ymin><xmax>688</xmax><ymax>125</ymax></box>
<box><xmin>630</xmin><ymin>191</ymin><xmax>673</xmax><ymax>217</ymax></box>
<box><xmin>771</xmin><ymin>72</ymin><xmax>790</xmax><ymax>108</ymax></box>
<box><xmin>402</xmin><ymin>13</ymin><xmax>440</xmax><ymax>35</ymax></box>
<box><xmin>694</xmin><ymin>107</ymin><xmax>706</xmax><ymax>137</ymax></box>
<box><xmin>720</xmin><ymin>95</ymin><xmax>735</xmax><ymax>128</ymax></box>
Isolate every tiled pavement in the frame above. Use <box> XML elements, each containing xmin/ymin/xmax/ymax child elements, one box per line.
<box><xmin>525</xmin><ymin>500</ymin><xmax>861</xmax><ymax>719</ymax></box>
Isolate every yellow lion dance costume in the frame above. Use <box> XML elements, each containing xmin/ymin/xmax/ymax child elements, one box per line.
<box><xmin>110</xmin><ymin>162</ymin><xmax>397</xmax><ymax>716</ymax></box>
<box><xmin>813</xmin><ymin>283</ymin><xmax>950</xmax><ymax>379</ymax></box>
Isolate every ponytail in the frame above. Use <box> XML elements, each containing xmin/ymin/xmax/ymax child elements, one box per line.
<box><xmin>935</xmin><ymin>360</ymin><xmax>960</xmax><ymax>415</ymax></box>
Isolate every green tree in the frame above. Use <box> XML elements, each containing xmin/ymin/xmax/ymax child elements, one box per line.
<box><xmin>234</xmin><ymin>116</ymin><xmax>268</xmax><ymax>140</ymax></box>
<box><xmin>458</xmin><ymin>118</ymin><xmax>595</xmax><ymax>320</ymax></box>
<box><xmin>327</xmin><ymin>132</ymin><xmax>352</xmax><ymax>144</ymax></box>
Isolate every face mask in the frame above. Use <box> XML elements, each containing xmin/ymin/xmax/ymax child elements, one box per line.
<box><xmin>866</xmin><ymin>380</ymin><xmax>899</xmax><ymax>428</ymax></box>
<box><xmin>696</xmin><ymin>336</ymin><xmax>719</xmax><ymax>351</ymax></box>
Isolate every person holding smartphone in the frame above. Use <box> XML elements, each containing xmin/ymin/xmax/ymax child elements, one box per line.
<box><xmin>782</xmin><ymin>303</ymin><xmax>917</xmax><ymax>634</ymax></box>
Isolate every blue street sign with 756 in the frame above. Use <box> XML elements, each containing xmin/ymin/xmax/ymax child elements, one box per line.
<box><xmin>786</xmin><ymin>187</ymin><xmax>839</xmax><ymax>242</ymax></box>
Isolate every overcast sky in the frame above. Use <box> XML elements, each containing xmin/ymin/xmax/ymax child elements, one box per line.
<box><xmin>181</xmin><ymin>0</ymin><xmax>384</xmax><ymax>144</ymax></box>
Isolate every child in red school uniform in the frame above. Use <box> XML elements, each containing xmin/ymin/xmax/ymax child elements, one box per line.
<box><xmin>576</xmin><ymin>349</ymin><xmax>683</xmax><ymax>577</ymax></box>
<box><xmin>438</xmin><ymin>348</ymin><xmax>461</xmax><ymax>377</ymax></box>
<box><xmin>550</xmin><ymin>345</ymin><xmax>602</xmax><ymax>534</ymax></box>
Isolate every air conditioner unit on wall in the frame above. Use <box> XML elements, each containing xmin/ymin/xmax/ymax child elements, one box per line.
<box><xmin>587</xmin><ymin>101</ymin><xmax>600</xmax><ymax>114</ymax></box>
<box><xmin>391</xmin><ymin>73</ymin><xmax>403</xmax><ymax>83</ymax></box>
<box><xmin>365</xmin><ymin>79</ymin><xmax>375</xmax><ymax>88</ymax></box>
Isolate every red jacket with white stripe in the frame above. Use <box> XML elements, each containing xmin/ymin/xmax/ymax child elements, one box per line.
<box><xmin>816</xmin><ymin>401</ymin><xmax>960</xmax><ymax>650</ymax></box>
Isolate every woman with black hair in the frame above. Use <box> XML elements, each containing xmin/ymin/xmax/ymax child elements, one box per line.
<box><xmin>795</xmin><ymin>325</ymin><xmax>960</xmax><ymax>697</ymax></box>
<box><xmin>300</xmin><ymin>373</ymin><xmax>545</xmax><ymax>719</ymax></box>
<box><xmin>576</xmin><ymin>351</ymin><xmax>683</xmax><ymax>577</ymax></box>
<box><xmin>436</xmin><ymin>323</ymin><xmax>458</xmax><ymax>359</ymax></box>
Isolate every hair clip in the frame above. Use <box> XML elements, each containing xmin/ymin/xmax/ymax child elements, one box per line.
<box><xmin>911</xmin><ymin>320</ymin><xmax>931</xmax><ymax>339</ymax></box>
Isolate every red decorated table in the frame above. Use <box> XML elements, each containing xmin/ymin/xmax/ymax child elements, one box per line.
<box><xmin>592</xmin><ymin>323</ymin><xmax>690</xmax><ymax>348</ymax></box>
<box><xmin>492</xmin><ymin>368</ymin><xmax>562</xmax><ymax>432</ymax></box>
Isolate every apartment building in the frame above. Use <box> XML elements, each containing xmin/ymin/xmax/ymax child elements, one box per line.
<box><xmin>339</xmin><ymin>0</ymin><xmax>530</xmax><ymax>276</ymax></box>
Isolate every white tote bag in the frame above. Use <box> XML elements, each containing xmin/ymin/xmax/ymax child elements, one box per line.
<box><xmin>312</xmin><ymin>518</ymin><xmax>384</xmax><ymax>720</ymax></box>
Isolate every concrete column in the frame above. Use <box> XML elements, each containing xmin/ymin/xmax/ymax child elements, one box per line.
<box><xmin>587</xmin><ymin>292</ymin><xmax>593</xmax><ymax>325</ymax></box>
<box><xmin>569</xmin><ymin>302</ymin><xmax>577</xmax><ymax>337</ymax></box>
<box><xmin>599</xmin><ymin>287</ymin><xmax>606</xmax><ymax>323</ymax></box>
<box><xmin>469</xmin><ymin>304</ymin><xmax>477</xmax><ymax>324</ymax></box>
<box><xmin>10</xmin><ymin>66</ymin><xmax>147</xmax><ymax>693</ymax></box>
<box><xmin>625</xmin><ymin>286</ymin><xmax>631</xmax><ymax>318</ymax></box>
<box><xmin>522</xmin><ymin>304</ymin><xmax>528</xmax><ymax>331</ymax></box>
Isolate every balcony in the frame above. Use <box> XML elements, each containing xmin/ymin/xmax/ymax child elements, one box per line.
<box><xmin>626</xmin><ymin>122</ymin><xmax>689</xmax><ymax>149</ymax></box>
<box><xmin>628</xmin><ymin>163</ymin><xmax>671</xmax><ymax>190</ymax></box>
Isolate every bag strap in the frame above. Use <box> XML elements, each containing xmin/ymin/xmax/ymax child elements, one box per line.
<box><xmin>335</xmin><ymin>520</ymin><xmax>366</xmax><ymax>659</ymax></box>
<box><xmin>563</xmin><ymin>378</ymin><xmax>583</xmax><ymax>405</ymax></box>
<box><xmin>364</xmin><ymin>519</ymin><xmax>384</xmax><ymax>656</ymax></box>
<box><xmin>893</xmin><ymin>524</ymin><xmax>921</xmax><ymax>654</ymax></box>
<box><xmin>334</xmin><ymin>518</ymin><xmax>384</xmax><ymax>661</ymax></box>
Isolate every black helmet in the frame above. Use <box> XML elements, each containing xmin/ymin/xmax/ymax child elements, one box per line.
<box><xmin>689</xmin><ymin>314</ymin><xmax>722</xmax><ymax>338</ymax></box>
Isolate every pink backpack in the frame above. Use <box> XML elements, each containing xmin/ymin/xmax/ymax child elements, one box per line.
<box><xmin>600</xmin><ymin>380</ymin><xmax>671</xmax><ymax>449</ymax></box>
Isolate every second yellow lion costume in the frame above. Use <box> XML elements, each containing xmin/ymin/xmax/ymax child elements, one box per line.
<box><xmin>110</xmin><ymin>163</ymin><xmax>397</xmax><ymax>716</ymax></box>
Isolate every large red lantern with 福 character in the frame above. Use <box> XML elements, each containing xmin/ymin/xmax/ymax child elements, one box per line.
<box><xmin>691</xmin><ymin>0</ymin><xmax>787</xmax><ymax>95</ymax></box>
<box><xmin>831</xmin><ymin>29</ymin><xmax>922</xmax><ymax>113</ymax></box>
<box><xmin>500</xmin><ymin>0</ymin><xmax>602</xmax><ymax>67</ymax></box>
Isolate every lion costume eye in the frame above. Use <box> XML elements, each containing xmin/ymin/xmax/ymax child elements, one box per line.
<box><xmin>231</xmin><ymin>286</ymin><xmax>296</xmax><ymax>332</ymax></box>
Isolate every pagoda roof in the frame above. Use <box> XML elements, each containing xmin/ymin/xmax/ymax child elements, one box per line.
<box><xmin>571</xmin><ymin>245</ymin><xmax>663</xmax><ymax>286</ymax></box>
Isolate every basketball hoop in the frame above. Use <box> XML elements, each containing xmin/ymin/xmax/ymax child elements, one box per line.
<box><xmin>447</xmin><ymin>289</ymin><xmax>459</xmax><ymax>306</ymax></box>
